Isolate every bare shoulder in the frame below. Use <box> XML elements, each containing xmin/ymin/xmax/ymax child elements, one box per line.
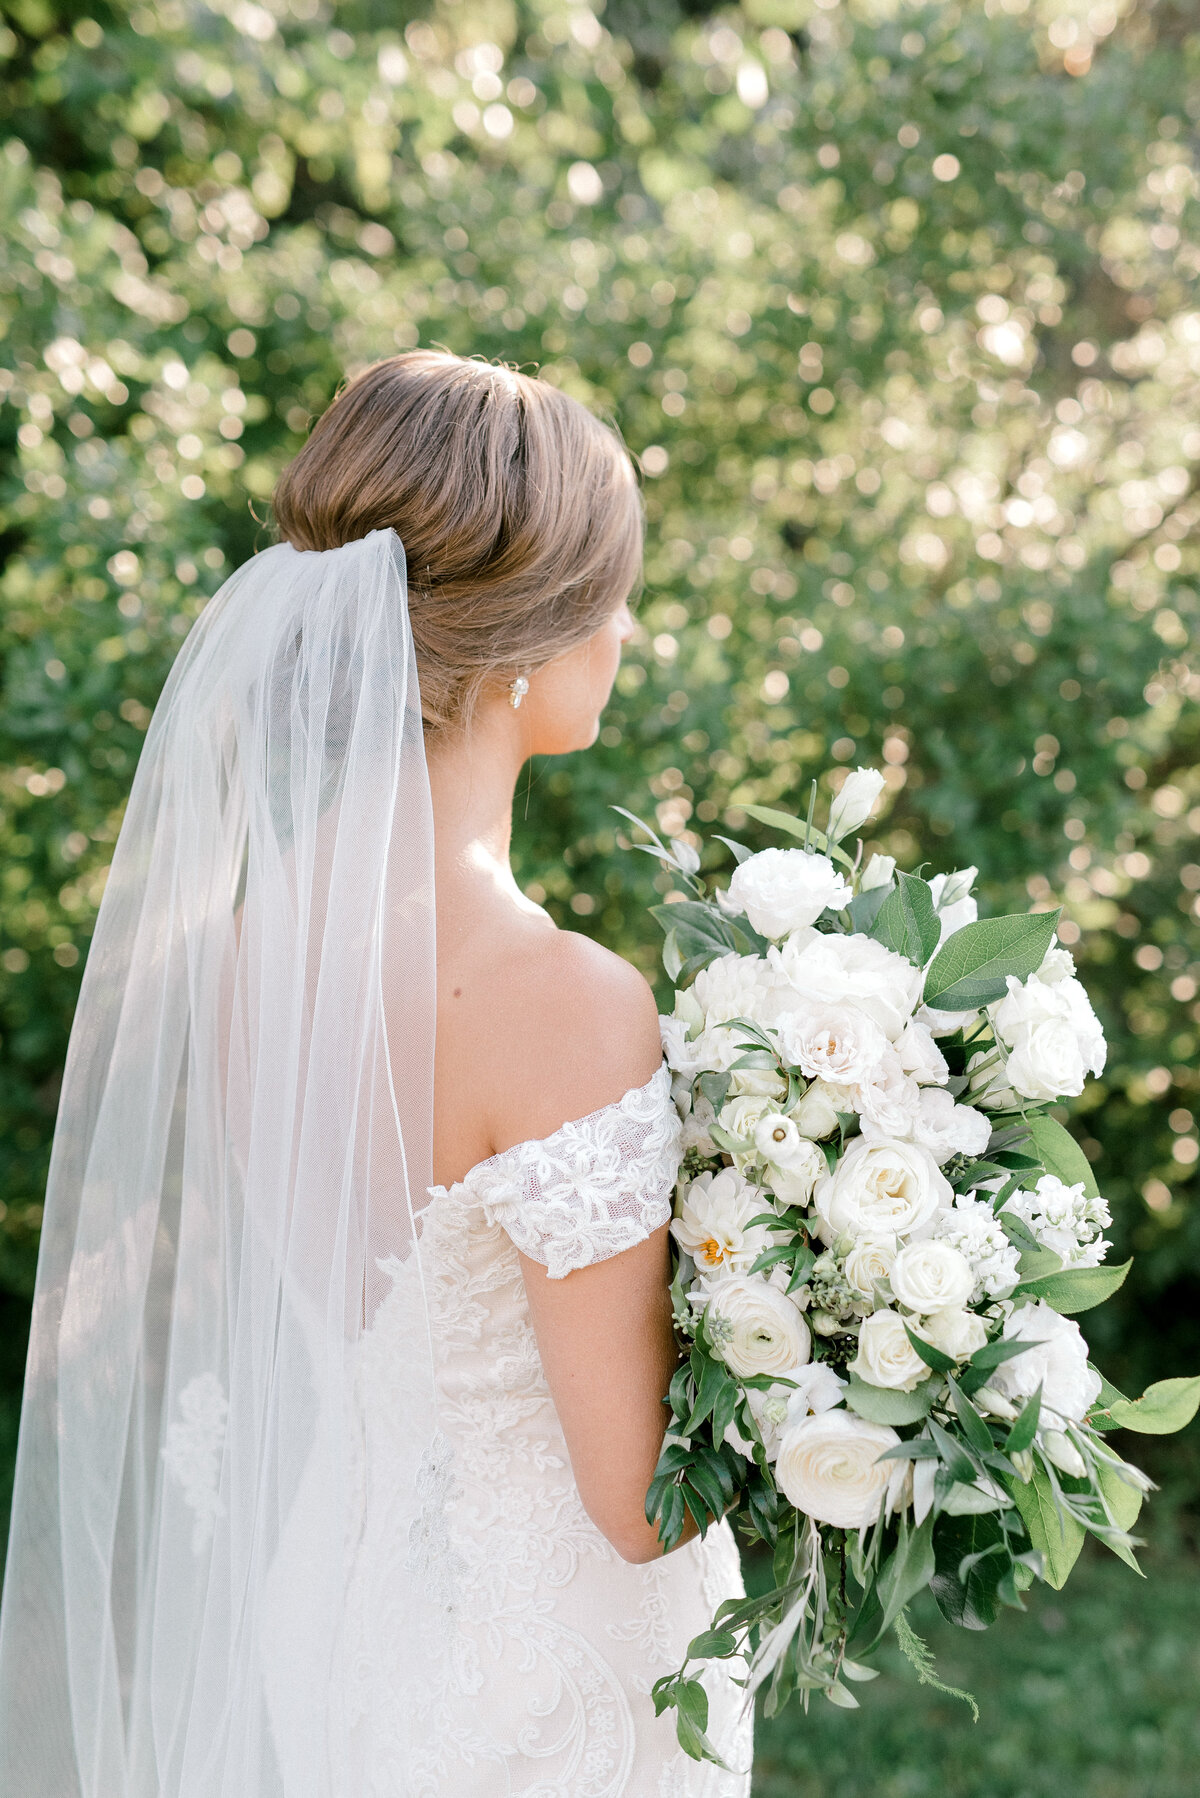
<box><xmin>486</xmin><ymin>923</ymin><xmax>665</xmax><ymax>1154</ymax></box>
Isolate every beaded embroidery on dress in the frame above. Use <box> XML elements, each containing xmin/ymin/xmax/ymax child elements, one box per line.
<box><xmin>334</xmin><ymin>1062</ymin><xmax>752</xmax><ymax>1797</ymax></box>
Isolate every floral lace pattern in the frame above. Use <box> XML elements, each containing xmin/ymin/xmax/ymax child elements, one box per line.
<box><xmin>336</xmin><ymin>1064</ymin><xmax>751</xmax><ymax>1795</ymax></box>
<box><xmin>161</xmin><ymin>1371</ymin><xmax>228</xmax><ymax>1553</ymax></box>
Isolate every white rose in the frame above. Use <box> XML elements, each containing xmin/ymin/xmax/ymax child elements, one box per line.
<box><xmin>727</xmin><ymin>847</ymin><xmax>852</xmax><ymax>938</ymax></box>
<box><xmin>917</xmin><ymin>1000</ymin><xmax>983</xmax><ymax>1038</ymax></box>
<box><xmin>672</xmin><ymin>1169</ymin><xmax>774</xmax><ymax>1278</ymax></box>
<box><xmin>918</xmin><ymin>1306</ymin><xmax>988</xmax><ymax>1362</ymax></box>
<box><xmin>890</xmin><ymin>1241</ymin><xmax>975</xmax><ymax>1314</ymax></box>
<box><xmin>843</xmin><ymin>1235</ymin><xmax>897</xmax><ymax>1299</ymax></box>
<box><xmin>693</xmin><ymin>951</ymin><xmax>778</xmax><ymax>1027</ymax></box>
<box><xmin>827</xmin><ymin>766</ymin><xmax>887</xmax><ymax>842</ymax></box>
<box><xmin>896</xmin><ymin>1020</ymin><xmax>949</xmax><ymax>1086</ymax></box>
<box><xmin>767</xmin><ymin>1149</ymin><xmax>826</xmax><ymax>1208</ymax></box>
<box><xmin>988</xmin><ymin>1300</ymin><xmax>1102</xmax><ymax>1424</ymax></box>
<box><xmin>772</xmin><ymin>930</ymin><xmax>924</xmax><ymax>1042</ymax></box>
<box><xmin>775</xmin><ymin>1409</ymin><xmax>900</xmax><ymax>1528</ymax></box>
<box><xmin>720</xmin><ymin>1093</ymin><xmax>774</xmax><ymax>1144</ymax></box>
<box><xmin>854</xmin><ymin>1055</ymin><xmax>923</xmax><ymax>1139</ymax></box>
<box><xmin>791</xmin><ymin>1081</ymin><xmax>843</xmax><ymax>1140</ymax></box>
<box><xmin>704</xmin><ymin>1276</ymin><xmax>812</xmax><ymax>1379</ymax></box>
<box><xmin>849</xmin><ymin>1309</ymin><xmax>932</xmax><ymax>1391</ymax></box>
<box><xmin>772</xmin><ymin>1001</ymin><xmax>891</xmax><ymax>1090</ymax></box>
<box><xmin>860</xmin><ymin>853</ymin><xmax>896</xmax><ymax>892</ymax></box>
<box><xmin>727</xmin><ymin>1065</ymin><xmax>788</xmax><ymax>1100</ymax></box>
<box><xmin>813</xmin><ymin>1136</ymin><xmax>952</xmax><ymax>1244</ymax></box>
<box><xmin>908</xmin><ymin>1087</ymin><xmax>992</xmax><ymax>1166</ymax></box>
<box><xmin>929</xmin><ymin>867</ymin><xmax>979</xmax><ymax>945</ymax></box>
<box><xmin>991</xmin><ymin>972</ymin><xmax>1106</xmax><ymax>1102</ymax></box>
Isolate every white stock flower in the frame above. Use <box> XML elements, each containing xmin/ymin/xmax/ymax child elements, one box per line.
<box><xmin>933</xmin><ymin>1193</ymin><xmax>1021</xmax><ymax>1301</ymax></box>
<box><xmin>813</xmin><ymin>1136</ymin><xmax>952</xmax><ymax>1244</ymax></box>
<box><xmin>896</xmin><ymin>1019</ymin><xmax>950</xmax><ymax>1086</ymax></box>
<box><xmin>890</xmin><ymin>1240</ymin><xmax>975</xmax><ymax>1314</ymax></box>
<box><xmin>989</xmin><ymin>1300</ymin><xmax>1102</xmax><ymax>1424</ymax></box>
<box><xmin>773</xmin><ymin>1002</ymin><xmax>892</xmax><ymax>1089</ymax></box>
<box><xmin>918</xmin><ymin>1306</ymin><xmax>988</xmax><ymax>1362</ymax></box>
<box><xmin>693</xmin><ymin>951</ymin><xmax>778</xmax><ymax>1027</ymax></box>
<box><xmin>929</xmin><ymin>867</ymin><xmax>979</xmax><ymax>944</ymax></box>
<box><xmin>704</xmin><ymin>1276</ymin><xmax>812</xmax><ymax>1379</ymax></box>
<box><xmin>775</xmin><ymin>1409</ymin><xmax>901</xmax><ymax>1529</ymax></box>
<box><xmin>991</xmin><ymin>970</ymin><xmax>1106</xmax><ymax>1102</ymax></box>
<box><xmin>1005</xmin><ymin>1175</ymin><xmax>1112</xmax><ymax>1269</ymax></box>
<box><xmin>727</xmin><ymin>847</ymin><xmax>852</xmax><ymax>938</ymax></box>
<box><xmin>860</xmin><ymin>853</ymin><xmax>896</xmax><ymax>891</ymax></box>
<box><xmin>791</xmin><ymin>1081</ymin><xmax>844</xmax><ymax>1140</ymax></box>
<box><xmin>827</xmin><ymin>766</ymin><xmax>887</xmax><ymax>842</ymax></box>
<box><xmin>843</xmin><ymin>1235</ymin><xmax>897</xmax><ymax>1300</ymax></box>
<box><xmin>849</xmin><ymin>1309</ymin><xmax>932</xmax><ymax>1391</ymax></box>
<box><xmin>908</xmin><ymin>1087</ymin><xmax>992</xmax><ymax>1166</ymax></box>
<box><xmin>672</xmin><ymin>1169</ymin><xmax>773</xmax><ymax>1278</ymax></box>
<box><xmin>772</xmin><ymin>929</ymin><xmax>924</xmax><ymax>1041</ymax></box>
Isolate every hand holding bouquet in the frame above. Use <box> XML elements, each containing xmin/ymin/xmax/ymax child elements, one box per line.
<box><xmin>619</xmin><ymin>770</ymin><xmax>1199</xmax><ymax>1763</ymax></box>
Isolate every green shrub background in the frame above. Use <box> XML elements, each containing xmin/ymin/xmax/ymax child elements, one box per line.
<box><xmin>1</xmin><ymin>0</ymin><xmax>1198</xmax><ymax>1781</ymax></box>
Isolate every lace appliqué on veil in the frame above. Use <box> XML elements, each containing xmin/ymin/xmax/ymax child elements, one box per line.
<box><xmin>458</xmin><ymin>1062</ymin><xmax>682</xmax><ymax>1279</ymax></box>
<box><xmin>162</xmin><ymin>1372</ymin><xmax>228</xmax><ymax>1553</ymax></box>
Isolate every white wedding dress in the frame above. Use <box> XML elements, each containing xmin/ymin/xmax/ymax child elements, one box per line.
<box><xmin>323</xmin><ymin>1062</ymin><xmax>753</xmax><ymax>1797</ymax></box>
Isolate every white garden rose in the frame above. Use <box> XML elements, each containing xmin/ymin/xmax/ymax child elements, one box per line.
<box><xmin>918</xmin><ymin>1307</ymin><xmax>988</xmax><ymax>1362</ymax></box>
<box><xmin>726</xmin><ymin>847</ymin><xmax>852</xmax><ymax>938</ymax></box>
<box><xmin>889</xmin><ymin>1241</ymin><xmax>975</xmax><ymax>1314</ymax></box>
<box><xmin>860</xmin><ymin>853</ymin><xmax>896</xmax><ymax>892</ymax></box>
<box><xmin>908</xmin><ymin>1087</ymin><xmax>992</xmax><ymax>1166</ymax></box>
<box><xmin>671</xmin><ymin>1169</ymin><xmax>773</xmax><ymax>1278</ymax></box>
<box><xmin>790</xmin><ymin>1080</ymin><xmax>844</xmax><ymax>1140</ymax></box>
<box><xmin>849</xmin><ymin>1309</ymin><xmax>932</xmax><ymax>1391</ymax></box>
<box><xmin>693</xmin><ymin>951</ymin><xmax>778</xmax><ymax>1027</ymax></box>
<box><xmin>843</xmin><ymin>1235</ymin><xmax>897</xmax><ymax>1300</ymax></box>
<box><xmin>988</xmin><ymin>1300</ymin><xmax>1102</xmax><ymax>1423</ymax></box>
<box><xmin>775</xmin><ymin>1410</ymin><xmax>901</xmax><ymax>1529</ymax></box>
<box><xmin>813</xmin><ymin>1136</ymin><xmax>952</xmax><ymax>1244</ymax></box>
<box><xmin>827</xmin><ymin>766</ymin><xmax>887</xmax><ymax>842</ymax></box>
<box><xmin>703</xmin><ymin>1276</ymin><xmax>812</xmax><ymax>1379</ymax></box>
<box><xmin>771</xmin><ymin>1001</ymin><xmax>891</xmax><ymax>1090</ymax></box>
<box><xmin>772</xmin><ymin>929</ymin><xmax>924</xmax><ymax>1042</ymax></box>
<box><xmin>991</xmin><ymin>970</ymin><xmax>1106</xmax><ymax>1102</ymax></box>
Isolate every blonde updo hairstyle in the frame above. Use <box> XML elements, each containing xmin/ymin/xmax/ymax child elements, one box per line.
<box><xmin>273</xmin><ymin>351</ymin><xmax>643</xmax><ymax>734</ymax></box>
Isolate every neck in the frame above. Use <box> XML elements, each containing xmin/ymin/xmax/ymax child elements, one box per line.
<box><xmin>424</xmin><ymin>701</ymin><xmax>534</xmax><ymax>939</ymax></box>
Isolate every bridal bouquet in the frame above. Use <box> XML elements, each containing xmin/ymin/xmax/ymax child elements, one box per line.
<box><xmin>619</xmin><ymin>770</ymin><xmax>1199</xmax><ymax>1761</ymax></box>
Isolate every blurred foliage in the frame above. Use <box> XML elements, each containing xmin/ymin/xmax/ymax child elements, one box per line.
<box><xmin>1</xmin><ymin>0</ymin><xmax>1199</xmax><ymax>1521</ymax></box>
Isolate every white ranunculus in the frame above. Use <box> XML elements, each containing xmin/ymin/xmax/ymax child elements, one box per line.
<box><xmin>790</xmin><ymin>1080</ymin><xmax>844</xmax><ymax>1140</ymax></box>
<box><xmin>827</xmin><ymin>766</ymin><xmax>887</xmax><ymax>842</ymax></box>
<box><xmin>772</xmin><ymin>1001</ymin><xmax>891</xmax><ymax>1090</ymax></box>
<box><xmin>704</xmin><ymin>1276</ymin><xmax>812</xmax><ymax>1379</ymax></box>
<box><xmin>908</xmin><ymin>1087</ymin><xmax>992</xmax><ymax>1166</ymax></box>
<box><xmin>988</xmin><ymin>1300</ymin><xmax>1102</xmax><ymax>1424</ymax></box>
<box><xmin>929</xmin><ymin>867</ymin><xmax>979</xmax><ymax>944</ymax></box>
<box><xmin>843</xmin><ymin>1235</ymin><xmax>897</xmax><ymax>1300</ymax></box>
<box><xmin>849</xmin><ymin>1309</ymin><xmax>932</xmax><ymax>1390</ymax></box>
<box><xmin>727</xmin><ymin>847</ymin><xmax>852</xmax><ymax>939</ymax></box>
<box><xmin>854</xmin><ymin>1055</ymin><xmax>923</xmax><ymax>1139</ymax></box>
<box><xmin>860</xmin><ymin>852</ymin><xmax>896</xmax><ymax>892</ymax></box>
<box><xmin>772</xmin><ymin>929</ymin><xmax>924</xmax><ymax>1042</ymax></box>
<box><xmin>991</xmin><ymin>970</ymin><xmax>1106</xmax><ymax>1102</ymax></box>
<box><xmin>671</xmin><ymin>1169</ymin><xmax>774</xmax><ymax>1279</ymax></box>
<box><xmin>813</xmin><ymin>1136</ymin><xmax>952</xmax><ymax>1244</ymax></box>
<box><xmin>918</xmin><ymin>1306</ymin><xmax>988</xmax><ymax>1362</ymax></box>
<box><xmin>896</xmin><ymin>1019</ymin><xmax>949</xmax><ymax>1086</ymax></box>
<box><xmin>693</xmin><ymin>951</ymin><xmax>778</xmax><ymax>1028</ymax></box>
<box><xmin>775</xmin><ymin>1409</ymin><xmax>901</xmax><ymax>1529</ymax></box>
<box><xmin>890</xmin><ymin>1240</ymin><xmax>975</xmax><ymax>1314</ymax></box>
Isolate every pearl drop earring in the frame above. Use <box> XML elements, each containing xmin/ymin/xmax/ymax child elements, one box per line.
<box><xmin>508</xmin><ymin>675</ymin><xmax>529</xmax><ymax>709</ymax></box>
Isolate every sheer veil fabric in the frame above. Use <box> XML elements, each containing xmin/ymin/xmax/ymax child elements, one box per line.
<box><xmin>0</xmin><ymin>529</ymin><xmax>439</xmax><ymax>1796</ymax></box>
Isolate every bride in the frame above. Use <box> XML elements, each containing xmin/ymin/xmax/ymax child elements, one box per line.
<box><xmin>0</xmin><ymin>351</ymin><xmax>751</xmax><ymax>1796</ymax></box>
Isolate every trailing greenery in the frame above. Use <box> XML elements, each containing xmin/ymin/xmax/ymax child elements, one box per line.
<box><xmin>1</xmin><ymin>0</ymin><xmax>1199</xmax><ymax>1550</ymax></box>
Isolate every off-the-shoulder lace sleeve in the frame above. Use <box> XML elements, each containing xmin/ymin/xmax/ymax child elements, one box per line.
<box><xmin>464</xmin><ymin>1062</ymin><xmax>682</xmax><ymax>1279</ymax></box>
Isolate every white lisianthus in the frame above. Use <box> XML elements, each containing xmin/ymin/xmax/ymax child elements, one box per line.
<box><xmin>1041</xmin><ymin>1429</ymin><xmax>1087</xmax><ymax>1478</ymax></box>
<box><xmin>988</xmin><ymin>1300</ymin><xmax>1102</xmax><ymax>1424</ymax></box>
<box><xmin>703</xmin><ymin>1276</ymin><xmax>812</xmax><ymax>1379</ymax></box>
<box><xmin>849</xmin><ymin>1309</ymin><xmax>932</xmax><ymax>1391</ymax></box>
<box><xmin>907</xmin><ymin>1087</ymin><xmax>992</xmax><ymax>1166</ymax></box>
<box><xmin>813</xmin><ymin>1136</ymin><xmax>952</xmax><ymax>1244</ymax></box>
<box><xmin>843</xmin><ymin>1235</ymin><xmax>897</xmax><ymax>1300</ymax></box>
<box><xmin>790</xmin><ymin>1080</ymin><xmax>844</xmax><ymax>1140</ymax></box>
<box><xmin>726</xmin><ymin>847</ymin><xmax>852</xmax><ymax>938</ymax></box>
<box><xmin>693</xmin><ymin>951</ymin><xmax>778</xmax><ymax>1027</ymax></box>
<box><xmin>990</xmin><ymin>970</ymin><xmax>1106</xmax><ymax>1102</ymax></box>
<box><xmin>742</xmin><ymin>1360</ymin><xmax>847</xmax><ymax>1460</ymax></box>
<box><xmin>827</xmin><ymin>766</ymin><xmax>887</xmax><ymax>842</ymax></box>
<box><xmin>918</xmin><ymin>1306</ymin><xmax>988</xmax><ymax>1362</ymax></box>
<box><xmin>890</xmin><ymin>1240</ymin><xmax>975</xmax><ymax>1314</ymax></box>
<box><xmin>772</xmin><ymin>1001</ymin><xmax>892</xmax><ymax>1090</ymax></box>
<box><xmin>1005</xmin><ymin>1175</ymin><xmax>1112</xmax><ymax>1269</ymax></box>
<box><xmin>1036</xmin><ymin>944</ymin><xmax>1077</xmax><ymax>985</ymax></box>
<box><xmin>933</xmin><ymin>1193</ymin><xmax>1022</xmax><ymax>1301</ymax></box>
<box><xmin>896</xmin><ymin>1020</ymin><xmax>949</xmax><ymax>1086</ymax></box>
<box><xmin>671</xmin><ymin>1169</ymin><xmax>774</xmax><ymax>1278</ymax></box>
<box><xmin>860</xmin><ymin>853</ymin><xmax>896</xmax><ymax>891</ymax></box>
<box><xmin>929</xmin><ymin>867</ymin><xmax>979</xmax><ymax>945</ymax></box>
<box><xmin>854</xmin><ymin>1056</ymin><xmax>923</xmax><ymax>1139</ymax></box>
<box><xmin>775</xmin><ymin>1410</ymin><xmax>901</xmax><ymax>1529</ymax></box>
<box><xmin>772</xmin><ymin>930</ymin><xmax>924</xmax><ymax>1042</ymax></box>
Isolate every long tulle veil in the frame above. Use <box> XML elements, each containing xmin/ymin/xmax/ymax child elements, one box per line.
<box><xmin>0</xmin><ymin>529</ymin><xmax>439</xmax><ymax>1794</ymax></box>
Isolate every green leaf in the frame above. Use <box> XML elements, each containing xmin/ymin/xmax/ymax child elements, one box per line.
<box><xmin>686</xmin><ymin>1628</ymin><xmax>738</xmax><ymax>1661</ymax></box>
<box><xmin>649</xmin><ymin>900</ymin><xmax>741</xmax><ymax>960</ymax></box>
<box><xmin>714</xmin><ymin>835</ymin><xmax>752</xmax><ymax>865</ymax></box>
<box><xmin>905</xmin><ymin>1324</ymin><xmax>957</xmax><ymax>1374</ymax></box>
<box><xmin>1003</xmin><ymin>1386</ymin><xmax>1043</xmax><ymax>1455</ymax></box>
<box><xmin>844</xmin><ymin>1372</ymin><xmax>937</xmax><ymax>1425</ymax></box>
<box><xmin>741</xmin><ymin>803</ymin><xmax>854</xmax><ymax>870</ymax></box>
<box><xmin>1015</xmin><ymin>1259</ymin><xmax>1131</xmax><ymax>1315</ymax></box>
<box><xmin>1009</xmin><ymin>1462</ymin><xmax>1085</xmax><ymax>1590</ymax></box>
<box><xmin>1090</xmin><ymin>1375</ymin><xmax>1200</xmax><ymax>1435</ymax></box>
<box><xmin>847</xmin><ymin>884</ymin><xmax>891</xmax><ymax>933</ymax></box>
<box><xmin>922</xmin><ymin>910</ymin><xmax>1062</xmax><ymax>1012</ymax></box>
<box><xmin>682</xmin><ymin>1352</ymin><xmax>734</xmax><ymax>1438</ymax></box>
<box><xmin>947</xmin><ymin>1377</ymin><xmax>995</xmax><ymax>1455</ymax></box>
<box><xmin>662</xmin><ymin>927</ymin><xmax>684</xmax><ymax>982</ymax></box>
<box><xmin>874</xmin><ymin>1516</ymin><xmax>937</xmax><ymax>1640</ymax></box>
<box><xmin>1024</xmin><ymin>1113</ymin><xmax>1100</xmax><ymax>1200</ymax></box>
<box><xmin>893</xmin><ymin>1609</ymin><xmax>979</xmax><ymax>1720</ymax></box>
<box><xmin>868</xmin><ymin>871</ymin><xmax>941</xmax><ymax>967</ymax></box>
<box><xmin>930</xmin><ymin>1511</ymin><xmax>1007</xmax><ymax>1628</ymax></box>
